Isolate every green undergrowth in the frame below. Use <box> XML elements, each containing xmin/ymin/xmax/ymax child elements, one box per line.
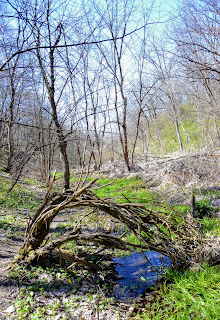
<box><xmin>148</xmin><ymin>103</ymin><xmax>216</xmax><ymax>154</ymax></box>
<box><xmin>94</xmin><ymin>177</ymin><xmax>161</xmax><ymax>204</ymax></box>
<box><xmin>23</xmin><ymin>178</ymin><xmax>42</xmax><ymax>185</ymax></box>
<box><xmin>69</xmin><ymin>176</ymin><xmax>161</xmax><ymax>203</ymax></box>
<box><xmin>136</xmin><ymin>264</ymin><xmax>220</xmax><ymax>320</ymax></box>
<box><xmin>199</xmin><ymin>217</ymin><xmax>220</xmax><ymax>236</ymax></box>
<box><xmin>8</xmin><ymin>263</ymin><xmax>114</xmax><ymax>320</ymax></box>
<box><xmin>0</xmin><ymin>214</ymin><xmax>26</xmax><ymax>241</ymax></box>
<box><xmin>0</xmin><ymin>177</ymin><xmax>42</xmax><ymax>210</ymax></box>
<box><xmin>0</xmin><ymin>175</ymin><xmax>43</xmax><ymax>241</ymax></box>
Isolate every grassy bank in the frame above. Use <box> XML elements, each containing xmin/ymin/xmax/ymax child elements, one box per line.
<box><xmin>135</xmin><ymin>263</ymin><xmax>220</xmax><ymax>320</ymax></box>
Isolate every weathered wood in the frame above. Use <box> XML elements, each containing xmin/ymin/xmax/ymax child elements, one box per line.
<box><xmin>190</xmin><ymin>194</ymin><xmax>196</xmax><ymax>217</ymax></box>
<box><xmin>15</xmin><ymin>178</ymin><xmax>220</xmax><ymax>269</ymax></box>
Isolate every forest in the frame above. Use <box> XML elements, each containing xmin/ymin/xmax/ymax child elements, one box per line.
<box><xmin>0</xmin><ymin>0</ymin><xmax>220</xmax><ymax>319</ymax></box>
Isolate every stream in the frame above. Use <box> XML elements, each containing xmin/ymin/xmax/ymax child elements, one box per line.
<box><xmin>112</xmin><ymin>251</ymin><xmax>172</xmax><ymax>301</ymax></box>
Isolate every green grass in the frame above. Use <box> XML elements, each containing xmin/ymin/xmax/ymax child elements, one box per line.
<box><xmin>199</xmin><ymin>217</ymin><xmax>220</xmax><ymax>236</ymax></box>
<box><xmin>23</xmin><ymin>178</ymin><xmax>41</xmax><ymax>185</ymax></box>
<box><xmin>0</xmin><ymin>177</ymin><xmax>42</xmax><ymax>210</ymax></box>
<box><xmin>148</xmin><ymin>102</ymin><xmax>217</xmax><ymax>155</ymax></box>
<box><xmin>136</xmin><ymin>264</ymin><xmax>220</xmax><ymax>320</ymax></box>
<box><xmin>173</xmin><ymin>204</ymin><xmax>189</xmax><ymax>214</ymax></box>
<box><xmin>0</xmin><ymin>177</ymin><xmax>43</xmax><ymax>240</ymax></box>
<box><xmin>94</xmin><ymin>177</ymin><xmax>161</xmax><ymax>203</ymax></box>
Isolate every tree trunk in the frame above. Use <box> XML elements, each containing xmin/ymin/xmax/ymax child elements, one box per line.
<box><xmin>50</xmin><ymin>97</ymin><xmax>70</xmax><ymax>190</ymax></box>
<box><xmin>35</xmin><ymin>22</ymin><xmax>70</xmax><ymax>190</ymax></box>
<box><xmin>5</xmin><ymin>79</ymin><xmax>15</xmax><ymax>173</ymax></box>
<box><xmin>174</xmin><ymin>118</ymin><xmax>184</xmax><ymax>151</ymax></box>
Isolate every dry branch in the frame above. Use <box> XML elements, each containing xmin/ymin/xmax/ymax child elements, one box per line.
<box><xmin>15</xmin><ymin>178</ymin><xmax>220</xmax><ymax>269</ymax></box>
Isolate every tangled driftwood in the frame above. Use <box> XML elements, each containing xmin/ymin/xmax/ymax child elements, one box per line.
<box><xmin>16</xmin><ymin>178</ymin><xmax>220</xmax><ymax>269</ymax></box>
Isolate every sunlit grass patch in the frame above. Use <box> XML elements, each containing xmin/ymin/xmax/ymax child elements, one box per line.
<box><xmin>136</xmin><ymin>264</ymin><xmax>220</xmax><ymax>320</ymax></box>
<box><xmin>23</xmin><ymin>178</ymin><xmax>40</xmax><ymax>185</ymax></box>
<box><xmin>172</xmin><ymin>204</ymin><xmax>189</xmax><ymax>214</ymax></box>
<box><xmin>94</xmin><ymin>177</ymin><xmax>160</xmax><ymax>204</ymax></box>
<box><xmin>0</xmin><ymin>177</ymin><xmax>42</xmax><ymax>210</ymax></box>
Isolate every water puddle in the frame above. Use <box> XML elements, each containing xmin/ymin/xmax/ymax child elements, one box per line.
<box><xmin>112</xmin><ymin>251</ymin><xmax>171</xmax><ymax>301</ymax></box>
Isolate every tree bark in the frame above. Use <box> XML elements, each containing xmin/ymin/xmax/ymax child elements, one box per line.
<box><xmin>6</xmin><ymin>91</ymin><xmax>15</xmax><ymax>173</ymax></box>
<box><xmin>35</xmin><ymin>19</ymin><xmax>70</xmax><ymax>189</ymax></box>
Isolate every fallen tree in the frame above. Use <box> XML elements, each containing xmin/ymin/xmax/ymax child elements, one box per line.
<box><xmin>14</xmin><ymin>178</ymin><xmax>220</xmax><ymax>270</ymax></box>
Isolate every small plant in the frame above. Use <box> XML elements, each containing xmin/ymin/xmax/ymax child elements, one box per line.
<box><xmin>195</xmin><ymin>199</ymin><xmax>213</xmax><ymax>218</ymax></box>
<box><xmin>199</xmin><ymin>217</ymin><xmax>220</xmax><ymax>236</ymax></box>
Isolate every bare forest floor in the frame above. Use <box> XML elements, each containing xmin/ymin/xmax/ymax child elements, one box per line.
<box><xmin>0</xmin><ymin>239</ymin><xmax>19</xmax><ymax>320</ymax></box>
<box><xmin>0</xmin><ymin>175</ymin><xmax>132</xmax><ymax>320</ymax></box>
<box><xmin>0</xmin><ymin>213</ymin><xmax>132</xmax><ymax>320</ymax></box>
<box><xmin>0</xmin><ymin>179</ymin><xmax>44</xmax><ymax>320</ymax></box>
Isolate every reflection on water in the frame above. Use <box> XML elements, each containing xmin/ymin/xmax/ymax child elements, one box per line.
<box><xmin>112</xmin><ymin>251</ymin><xmax>171</xmax><ymax>301</ymax></box>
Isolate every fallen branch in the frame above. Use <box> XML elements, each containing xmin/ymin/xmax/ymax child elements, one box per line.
<box><xmin>14</xmin><ymin>178</ymin><xmax>220</xmax><ymax>270</ymax></box>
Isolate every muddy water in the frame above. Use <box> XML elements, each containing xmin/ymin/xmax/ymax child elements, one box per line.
<box><xmin>112</xmin><ymin>251</ymin><xmax>171</xmax><ymax>301</ymax></box>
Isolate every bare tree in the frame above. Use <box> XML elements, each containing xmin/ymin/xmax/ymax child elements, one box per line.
<box><xmin>174</xmin><ymin>0</ymin><xmax>220</xmax><ymax>147</ymax></box>
<box><xmin>89</xmin><ymin>0</ymin><xmax>140</xmax><ymax>171</ymax></box>
<box><xmin>31</xmin><ymin>2</ymin><xmax>70</xmax><ymax>189</ymax></box>
<box><xmin>0</xmin><ymin>6</ymin><xmax>30</xmax><ymax>174</ymax></box>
